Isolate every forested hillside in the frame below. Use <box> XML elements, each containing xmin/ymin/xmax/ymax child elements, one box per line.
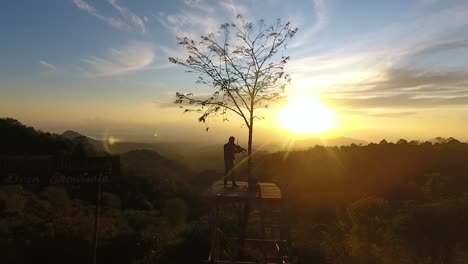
<box><xmin>252</xmin><ymin>142</ymin><xmax>468</xmax><ymax>263</ymax></box>
<box><xmin>0</xmin><ymin>118</ymin><xmax>211</xmax><ymax>263</ymax></box>
<box><xmin>1</xmin><ymin>118</ymin><xmax>468</xmax><ymax>263</ymax></box>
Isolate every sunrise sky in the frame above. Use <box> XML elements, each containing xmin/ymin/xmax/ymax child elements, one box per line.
<box><xmin>1</xmin><ymin>0</ymin><xmax>468</xmax><ymax>143</ymax></box>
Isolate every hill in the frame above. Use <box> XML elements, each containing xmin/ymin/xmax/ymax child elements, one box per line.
<box><xmin>0</xmin><ymin>118</ymin><xmax>73</xmax><ymax>155</ymax></box>
<box><xmin>284</xmin><ymin>136</ymin><xmax>368</xmax><ymax>149</ymax></box>
<box><xmin>120</xmin><ymin>149</ymin><xmax>192</xmax><ymax>190</ymax></box>
<box><xmin>61</xmin><ymin>130</ymin><xmax>84</xmax><ymax>140</ymax></box>
<box><xmin>0</xmin><ymin>118</ymin><xmax>209</xmax><ymax>264</ymax></box>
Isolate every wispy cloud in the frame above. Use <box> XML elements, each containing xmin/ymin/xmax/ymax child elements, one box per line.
<box><xmin>158</xmin><ymin>10</ymin><xmax>219</xmax><ymax>39</ymax></box>
<box><xmin>73</xmin><ymin>0</ymin><xmax>95</xmax><ymax>13</ymax></box>
<box><xmin>155</xmin><ymin>0</ymin><xmax>269</xmax><ymax>69</ymax></box>
<box><xmin>39</xmin><ymin>60</ymin><xmax>57</xmax><ymax>73</ymax></box>
<box><xmin>155</xmin><ymin>0</ymin><xmax>468</xmax><ymax>115</ymax></box>
<box><xmin>288</xmin><ymin>2</ymin><xmax>468</xmax><ymax>85</ymax></box>
<box><xmin>157</xmin><ymin>0</ymin><xmax>250</xmax><ymax>39</ymax></box>
<box><xmin>107</xmin><ymin>0</ymin><xmax>147</xmax><ymax>34</ymax></box>
<box><xmin>290</xmin><ymin>0</ymin><xmax>329</xmax><ymax>48</ymax></box>
<box><xmin>218</xmin><ymin>0</ymin><xmax>248</xmax><ymax>17</ymax></box>
<box><xmin>80</xmin><ymin>42</ymin><xmax>154</xmax><ymax>77</ymax></box>
<box><xmin>281</xmin><ymin>1</ymin><xmax>468</xmax><ymax>118</ymax></box>
<box><xmin>73</xmin><ymin>0</ymin><xmax>129</xmax><ymax>31</ymax></box>
<box><xmin>183</xmin><ymin>0</ymin><xmax>215</xmax><ymax>13</ymax></box>
<box><xmin>326</xmin><ymin>94</ymin><xmax>468</xmax><ymax>109</ymax></box>
<box><xmin>362</xmin><ymin>68</ymin><xmax>468</xmax><ymax>92</ymax></box>
<box><xmin>320</xmin><ymin>64</ymin><xmax>468</xmax><ymax>110</ymax></box>
<box><xmin>343</xmin><ymin>109</ymin><xmax>418</xmax><ymax>118</ymax></box>
<box><xmin>73</xmin><ymin>0</ymin><xmax>146</xmax><ymax>34</ymax></box>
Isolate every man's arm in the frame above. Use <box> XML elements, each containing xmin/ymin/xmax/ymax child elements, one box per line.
<box><xmin>235</xmin><ymin>145</ymin><xmax>247</xmax><ymax>153</ymax></box>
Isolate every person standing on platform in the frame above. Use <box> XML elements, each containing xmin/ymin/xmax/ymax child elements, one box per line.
<box><xmin>223</xmin><ymin>136</ymin><xmax>246</xmax><ymax>188</ymax></box>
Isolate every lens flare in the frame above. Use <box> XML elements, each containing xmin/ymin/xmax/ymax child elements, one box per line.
<box><xmin>102</xmin><ymin>133</ymin><xmax>120</xmax><ymax>153</ymax></box>
<box><xmin>108</xmin><ymin>135</ymin><xmax>117</xmax><ymax>145</ymax></box>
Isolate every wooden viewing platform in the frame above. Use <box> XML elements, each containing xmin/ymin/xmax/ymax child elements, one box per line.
<box><xmin>207</xmin><ymin>181</ymin><xmax>295</xmax><ymax>263</ymax></box>
<box><xmin>210</xmin><ymin>181</ymin><xmax>282</xmax><ymax>201</ymax></box>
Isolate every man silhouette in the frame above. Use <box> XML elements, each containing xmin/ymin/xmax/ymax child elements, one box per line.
<box><xmin>224</xmin><ymin>136</ymin><xmax>246</xmax><ymax>188</ymax></box>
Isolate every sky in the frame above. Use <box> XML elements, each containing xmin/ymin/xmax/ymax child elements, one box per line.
<box><xmin>1</xmin><ymin>0</ymin><xmax>468</xmax><ymax>143</ymax></box>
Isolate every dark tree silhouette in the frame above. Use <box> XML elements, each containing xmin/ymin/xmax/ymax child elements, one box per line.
<box><xmin>169</xmin><ymin>15</ymin><xmax>298</xmax><ymax>186</ymax></box>
<box><xmin>397</xmin><ymin>139</ymin><xmax>408</xmax><ymax>145</ymax></box>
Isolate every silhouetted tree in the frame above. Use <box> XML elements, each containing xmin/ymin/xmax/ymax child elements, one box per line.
<box><xmin>447</xmin><ymin>137</ymin><xmax>461</xmax><ymax>144</ymax></box>
<box><xmin>433</xmin><ymin>137</ymin><xmax>447</xmax><ymax>144</ymax></box>
<box><xmin>169</xmin><ymin>15</ymin><xmax>298</xmax><ymax>186</ymax></box>
<box><xmin>397</xmin><ymin>139</ymin><xmax>408</xmax><ymax>145</ymax></box>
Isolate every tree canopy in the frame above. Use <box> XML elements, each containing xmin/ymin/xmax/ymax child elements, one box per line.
<box><xmin>169</xmin><ymin>15</ymin><xmax>298</xmax><ymax>185</ymax></box>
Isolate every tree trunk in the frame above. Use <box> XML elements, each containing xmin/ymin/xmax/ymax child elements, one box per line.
<box><xmin>247</xmin><ymin>113</ymin><xmax>254</xmax><ymax>191</ymax></box>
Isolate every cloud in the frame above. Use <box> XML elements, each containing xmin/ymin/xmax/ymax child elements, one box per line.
<box><xmin>184</xmin><ymin>0</ymin><xmax>215</xmax><ymax>13</ymax></box>
<box><xmin>39</xmin><ymin>60</ymin><xmax>57</xmax><ymax>73</ymax></box>
<box><xmin>219</xmin><ymin>0</ymin><xmax>248</xmax><ymax>17</ymax></box>
<box><xmin>107</xmin><ymin>0</ymin><xmax>147</xmax><ymax>34</ymax></box>
<box><xmin>363</xmin><ymin>68</ymin><xmax>468</xmax><ymax>92</ymax></box>
<box><xmin>324</xmin><ymin>92</ymin><xmax>468</xmax><ymax>110</ymax></box>
<box><xmin>73</xmin><ymin>0</ymin><xmax>95</xmax><ymax>13</ymax></box>
<box><xmin>349</xmin><ymin>4</ymin><xmax>468</xmax><ymax>57</ymax></box>
<box><xmin>284</xmin><ymin>2</ymin><xmax>468</xmax><ymax>102</ymax></box>
<box><xmin>154</xmin><ymin>0</ymin><xmax>468</xmax><ymax>115</ymax></box>
<box><xmin>73</xmin><ymin>0</ymin><xmax>146</xmax><ymax>33</ymax></box>
<box><xmin>289</xmin><ymin>0</ymin><xmax>329</xmax><ymax>48</ymax></box>
<box><xmin>401</xmin><ymin>38</ymin><xmax>468</xmax><ymax>64</ymax></box>
<box><xmin>318</xmin><ymin>64</ymin><xmax>468</xmax><ymax>113</ymax></box>
<box><xmin>73</xmin><ymin>0</ymin><xmax>129</xmax><ymax>31</ymax></box>
<box><xmin>367</xmin><ymin>111</ymin><xmax>418</xmax><ymax>118</ymax></box>
<box><xmin>81</xmin><ymin>42</ymin><xmax>154</xmax><ymax>77</ymax></box>
<box><xmin>157</xmin><ymin>0</ymin><xmax>251</xmax><ymax>39</ymax></box>
<box><xmin>158</xmin><ymin>10</ymin><xmax>220</xmax><ymax>39</ymax></box>
<box><xmin>343</xmin><ymin>110</ymin><xmax>418</xmax><ymax>118</ymax></box>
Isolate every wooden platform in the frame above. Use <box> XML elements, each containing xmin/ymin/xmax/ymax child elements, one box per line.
<box><xmin>210</xmin><ymin>181</ymin><xmax>282</xmax><ymax>200</ymax></box>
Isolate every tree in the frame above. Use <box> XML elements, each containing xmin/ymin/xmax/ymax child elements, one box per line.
<box><xmin>379</xmin><ymin>139</ymin><xmax>388</xmax><ymax>145</ymax></box>
<box><xmin>346</xmin><ymin>196</ymin><xmax>391</xmax><ymax>263</ymax></box>
<box><xmin>169</xmin><ymin>15</ymin><xmax>298</xmax><ymax>187</ymax></box>
<box><xmin>396</xmin><ymin>139</ymin><xmax>408</xmax><ymax>145</ymax></box>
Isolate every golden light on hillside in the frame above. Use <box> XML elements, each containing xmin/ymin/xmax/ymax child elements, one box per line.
<box><xmin>278</xmin><ymin>94</ymin><xmax>337</xmax><ymax>135</ymax></box>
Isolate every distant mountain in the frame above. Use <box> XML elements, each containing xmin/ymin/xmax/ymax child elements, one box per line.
<box><xmin>428</xmin><ymin>137</ymin><xmax>461</xmax><ymax>144</ymax></box>
<box><xmin>275</xmin><ymin>136</ymin><xmax>368</xmax><ymax>150</ymax></box>
<box><xmin>60</xmin><ymin>130</ymin><xmax>107</xmax><ymax>154</ymax></box>
<box><xmin>61</xmin><ymin>130</ymin><xmax>84</xmax><ymax>140</ymax></box>
<box><xmin>324</xmin><ymin>136</ymin><xmax>368</xmax><ymax>146</ymax></box>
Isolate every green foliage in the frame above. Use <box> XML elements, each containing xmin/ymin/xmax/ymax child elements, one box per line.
<box><xmin>346</xmin><ymin>197</ymin><xmax>391</xmax><ymax>263</ymax></box>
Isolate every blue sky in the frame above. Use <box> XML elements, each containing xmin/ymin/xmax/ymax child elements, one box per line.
<box><xmin>1</xmin><ymin>0</ymin><xmax>468</xmax><ymax>142</ymax></box>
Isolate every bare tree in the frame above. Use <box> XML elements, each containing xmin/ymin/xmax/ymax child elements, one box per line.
<box><xmin>169</xmin><ymin>15</ymin><xmax>298</xmax><ymax>187</ymax></box>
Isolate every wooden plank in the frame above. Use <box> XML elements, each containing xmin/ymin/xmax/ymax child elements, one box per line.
<box><xmin>210</xmin><ymin>181</ymin><xmax>282</xmax><ymax>200</ymax></box>
<box><xmin>257</xmin><ymin>182</ymin><xmax>282</xmax><ymax>199</ymax></box>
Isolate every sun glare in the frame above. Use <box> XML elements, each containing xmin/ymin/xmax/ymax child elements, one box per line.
<box><xmin>278</xmin><ymin>95</ymin><xmax>337</xmax><ymax>135</ymax></box>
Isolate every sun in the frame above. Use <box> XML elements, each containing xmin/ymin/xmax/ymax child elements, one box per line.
<box><xmin>278</xmin><ymin>94</ymin><xmax>337</xmax><ymax>135</ymax></box>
